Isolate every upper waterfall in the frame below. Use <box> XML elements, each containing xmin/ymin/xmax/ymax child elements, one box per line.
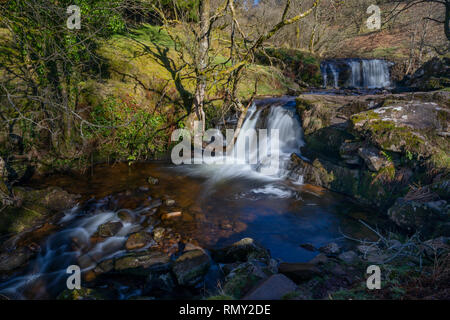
<box><xmin>321</xmin><ymin>58</ymin><xmax>392</xmax><ymax>89</ymax></box>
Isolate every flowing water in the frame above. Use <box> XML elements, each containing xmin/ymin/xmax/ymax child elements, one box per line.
<box><xmin>321</xmin><ymin>58</ymin><xmax>392</xmax><ymax>89</ymax></box>
<box><xmin>0</xmin><ymin>97</ymin><xmax>381</xmax><ymax>299</ymax></box>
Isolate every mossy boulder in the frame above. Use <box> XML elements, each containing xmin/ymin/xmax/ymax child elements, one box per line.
<box><xmin>212</xmin><ymin>238</ymin><xmax>270</xmax><ymax>264</ymax></box>
<box><xmin>114</xmin><ymin>250</ymin><xmax>171</xmax><ymax>276</ymax></box>
<box><xmin>387</xmin><ymin>199</ymin><xmax>450</xmax><ymax>237</ymax></box>
<box><xmin>172</xmin><ymin>249</ymin><xmax>210</xmax><ymax>286</ymax></box>
<box><xmin>404</xmin><ymin>56</ymin><xmax>450</xmax><ymax>91</ymax></box>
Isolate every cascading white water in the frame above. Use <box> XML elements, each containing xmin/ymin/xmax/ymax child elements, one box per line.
<box><xmin>348</xmin><ymin>60</ymin><xmax>362</xmax><ymax>88</ymax></box>
<box><xmin>362</xmin><ymin>59</ymin><xmax>391</xmax><ymax>88</ymax></box>
<box><xmin>321</xmin><ymin>59</ymin><xmax>391</xmax><ymax>89</ymax></box>
<box><xmin>194</xmin><ymin>100</ymin><xmax>304</xmax><ymax>183</ymax></box>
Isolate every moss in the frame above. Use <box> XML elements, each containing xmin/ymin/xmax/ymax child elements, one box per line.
<box><xmin>0</xmin><ymin>205</ymin><xmax>47</xmax><ymax>235</ymax></box>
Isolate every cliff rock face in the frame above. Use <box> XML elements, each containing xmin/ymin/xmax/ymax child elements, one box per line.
<box><xmin>291</xmin><ymin>90</ymin><xmax>449</xmax><ymax>236</ymax></box>
<box><xmin>403</xmin><ymin>56</ymin><xmax>450</xmax><ymax>91</ymax></box>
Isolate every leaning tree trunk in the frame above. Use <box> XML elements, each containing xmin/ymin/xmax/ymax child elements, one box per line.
<box><xmin>193</xmin><ymin>0</ymin><xmax>211</xmax><ymax>135</ymax></box>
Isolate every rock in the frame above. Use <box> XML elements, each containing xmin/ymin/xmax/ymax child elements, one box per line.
<box><xmin>299</xmin><ymin>243</ymin><xmax>316</xmax><ymax>251</ymax></box>
<box><xmin>147</xmin><ymin>176</ymin><xmax>159</xmax><ymax>185</ymax></box>
<box><xmin>172</xmin><ymin>249</ymin><xmax>210</xmax><ymax>286</ymax></box>
<box><xmin>243</xmin><ymin>274</ymin><xmax>297</xmax><ymax>300</ymax></box>
<box><xmin>278</xmin><ymin>263</ymin><xmax>320</xmax><ymax>283</ymax></box>
<box><xmin>93</xmin><ymin>259</ymin><xmax>114</xmax><ymax>275</ymax></box>
<box><xmin>404</xmin><ymin>56</ymin><xmax>450</xmax><ymax>91</ymax></box>
<box><xmin>422</xmin><ymin>237</ymin><xmax>450</xmax><ymax>256</ymax></box>
<box><xmin>338</xmin><ymin>251</ymin><xmax>359</xmax><ymax>264</ymax></box>
<box><xmin>165</xmin><ymin>199</ymin><xmax>175</xmax><ymax>206</ymax></box>
<box><xmin>366</xmin><ymin>253</ymin><xmax>389</xmax><ymax>264</ymax></box>
<box><xmin>357</xmin><ymin>245</ymin><xmax>378</xmax><ymax>255</ymax></box>
<box><xmin>97</xmin><ymin>221</ymin><xmax>123</xmax><ymax>238</ymax></box>
<box><xmin>212</xmin><ymin>238</ymin><xmax>270</xmax><ymax>263</ymax></box>
<box><xmin>388</xmin><ymin>199</ymin><xmax>449</xmax><ymax>237</ymax></box>
<box><xmin>0</xmin><ymin>247</ymin><xmax>35</xmax><ymax>273</ymax></box>
<box><xmin>309</xmin><ymin>253</ymin><xmax>328</xmax><ymax>265</ymax></box>
<box><xmin>357</xmin><ymin>147</ymin><xmax>391</xmax><ymax>172</ymax></box>
<box><xmin>145</xmin><ymin>272</ymin><xmax>176</xmax><ymax>293</ymax></box>
<box><xmin>319</xmin><ymin>242</ymin><xmax>340</xmax><ymax>255</ymax></box>
<box><xmin>125</xmin><ymin>232</ymin><xmax>153</xmax><ymax>251</ymax></box>
<box><xmin>57</xmin><ymin>287</ymin><xmax>109</xmax><ymax>300</ymax></box>
<box><xmin>152</xmin><ymin>227</ymin><xmax>165</xmax><ymax>242</ymax></box>
<box><xmin>114</xmin><ymin>250</ymin><xmax>171</xmax><ymax>275</ymax></box>
<box><xmin>222</xmin><ymin>261</ymin><xmax>270</xmax><ymax>299</ymax></box>
<box><xmin>162</xmin><ymin>211</ymin><xmax>182</xmax><ymax>220</ymax></box>
<box><xmin>117</xmin><ymin>210</ymin><xmax>134</xmax><ymax>223</ymax></box>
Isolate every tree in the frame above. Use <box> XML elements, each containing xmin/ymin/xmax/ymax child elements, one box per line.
<box><xmin>0</xmin><ymin>0</ymin><xmax>128</xmax><ymax>158</ymax></box>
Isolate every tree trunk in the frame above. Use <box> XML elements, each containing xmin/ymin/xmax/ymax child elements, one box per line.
<box><xmin>193</xmin><ymin>0</ymin><xmax>211</xmax><ymax>135</ymax></box>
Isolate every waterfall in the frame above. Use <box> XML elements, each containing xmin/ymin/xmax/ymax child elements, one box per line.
<box><xmin>348</xmin><ymin>60</ymin><xmax>362</xmax><ymax>88</ymax></box>
<box><xmin>320</xmin><ymin>59</ymin><xmax>392</xmax><ymax>89</ymax></box>
<box><xmin>362</xmin><ymin>59</ymin><xmax>391</xmax><ymax>88</ymax></box>
<box><xmin>185</xmin><ymin>99</ymin><xmax>305</xmax><ymax>184</ymax></box>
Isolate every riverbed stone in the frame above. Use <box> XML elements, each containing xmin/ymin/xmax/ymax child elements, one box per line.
<box><xmin>165</xmin><ymin>199</ymin><xmax>175</xmax><ymax>206</ymax></box>
<box><xmin>162</xmin><ymin>211</ymin><xmax>182</xmax><ymax>220</ymax></box>
<box><xmin>172</xmin><ymin>249</ymin><xmax>210</xmax><ymax>286</ymax></box>
<box><xmin>243</xmin><ymin>274</ymin><xmax>297</xmax><ymax>300</ymax></box>
<box><xmin>147</xmin><ymin>176</ymin><xmax>159</xmax><ymax>185</ymax></box>
<box><xmin>114</xmin><ymin>250</ymin><xmax>171</xmax><ymax>275</ymax></box>
<box><xmin>152</xmin><ymin>227</ymin><xmax>165</xmax><ymax>242</ymax></box>
<box><xmin>97</xmin><ymin>221</ymin><xmax>123</xmax><ymax>238</ymax></box>
<box><xmin>117</xmin><ymin>210</ymin><xmax>134</xmax><ymax>223</ymax></box>
<box><xmin>212</xmin><ymin>238</ymin><xmax>270</xmax><ymax>263</ymax></box>
<box><xmin>125</xmin><ymin>231</ymin><xmax>153</xmax><ymax>251</ymax></box>
<box><xmin>0</xmin><ymin>247</ymin><xmax>35</xmax><ymax>273</ymax></box>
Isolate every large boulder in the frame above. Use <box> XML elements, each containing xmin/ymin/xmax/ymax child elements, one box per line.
<box><xmin>114</xmin><ymin>250</ymin><xmax>171</xmax><ymax>276</ymax></box>
<box><xmin>212</xmin><ymin>238</ymin><xmax>270</xmax><ymax>263</ymax></box>
<box><xmin>243</xmin><ymin>274</ymin><xmax>297</xmax><ymax>300</ymax></box>
<box><xmin>0</xmin><ymin>247</ymin><xmax>36</xmax><ymax>274</ymax></box>
<box><xmin>172</xmin><ymin>249</ymin><xmax>210</xmax><ymax>286</ymax></box>
<box><xmin>222</xmin><ymin>261</ymin><xmax>271</xmax><ymax>299</ymax></box>
<box><xmin>388</xmin><ymin>199</ymin><xmax>449</xmax><ymax>237</ymax></box>
<box><xmin>404</xmin><ymin>56</ymin><xmax>450</xmax><ymax>91</ymax></box>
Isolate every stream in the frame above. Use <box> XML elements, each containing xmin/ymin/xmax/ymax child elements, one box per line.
<box><xmin>0</xmin><ymin>96</ymin><xmax>384</xmax><ymax>299</ymax></box>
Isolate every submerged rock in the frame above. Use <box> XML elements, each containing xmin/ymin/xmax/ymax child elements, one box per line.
<box><xmin>125</xmin><ymin>231</ymin><xmax>153</xmax><ymax>251</ymax></box>
<box><xmin>147</xmin><ymin>176</ymin><xmax>159</xmax><ymax>185</ymax></box>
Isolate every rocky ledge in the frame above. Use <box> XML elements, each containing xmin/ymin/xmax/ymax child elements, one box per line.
<box><xmin>290</xmin><ymin>90</ymin><xmax>449</xmax><ymax>239</ymax></box>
